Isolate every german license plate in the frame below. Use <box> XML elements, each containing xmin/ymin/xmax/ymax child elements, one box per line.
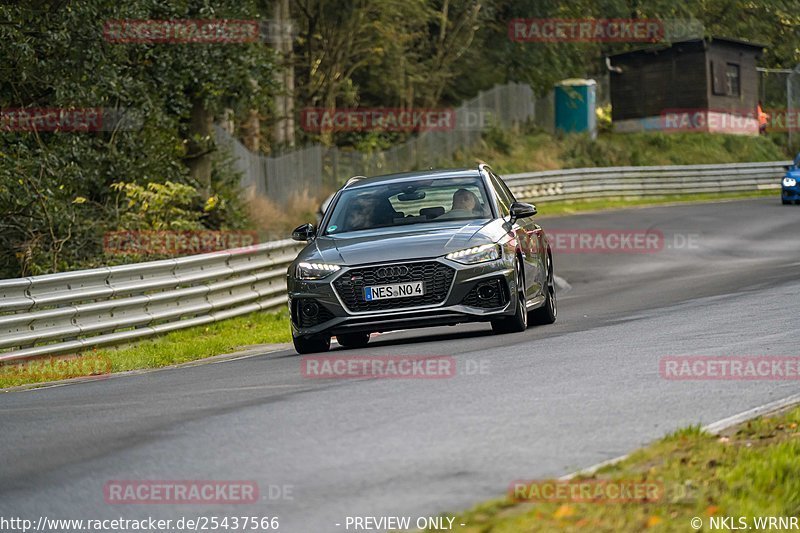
<box><xmin>364</xmin><ymin>281</ymin><xmax>424</xmax><ymax>301</ymax></box>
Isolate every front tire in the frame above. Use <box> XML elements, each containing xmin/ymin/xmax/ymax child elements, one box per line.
<box><xmin>782</xmin><ymin>198</ymin><xmax>791</xmax><ymax>205</ymax></box>
<box><xmin>293</xmin><ymin>333</ymin><xmax>331</xmax><ymax>354</ymax></box>
<box><xmin>336</xmin><ymin>332</ymin><xmax>370</xmax><ymax>348</ymax></box>
<box><xmin>492</xmin><ymin>259</ymin><xmax>528</xmax><ymax>334</ymax></box>
<box><xmin>529</xmin><ymin>251</ymin><xmax>557</xmax><ymax>325</ymax></box>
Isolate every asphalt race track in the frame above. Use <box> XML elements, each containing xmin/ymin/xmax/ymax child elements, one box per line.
<box><xmin>1</xmin><ymin>197</ymin><xmax>799</xmax><ymax>531</ymax></box>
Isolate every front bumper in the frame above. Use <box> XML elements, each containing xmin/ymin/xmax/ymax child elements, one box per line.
<box><xmin>782</xmin><ymin>185</ymin><xmax>800</xmax><ymax>202</ymax></box>
<box><xmin>288</xmin><ymin>257</ymin><xmax>516</xmax><ymax>336</ymax></box>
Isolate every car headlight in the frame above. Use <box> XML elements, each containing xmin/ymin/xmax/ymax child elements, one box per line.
<box><xmin>783</xmin><ymin>177</ymin><xmax>797</xmax><ymax>187</ymax></box>
<box><xmin>296</xmin><ymin>262</ymin><xmax>341</xmax><ymax>280</ymax></box>
<box><xmin>446</xmin><ymin>244</ymin><xmax>501</xmax><ymax>264</ymax></box>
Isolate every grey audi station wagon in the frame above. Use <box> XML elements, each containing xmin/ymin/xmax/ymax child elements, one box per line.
<box><xmin>287</xmin><ymin>164</ymin><xmax>556</xmax><ymax>353</ymax></box>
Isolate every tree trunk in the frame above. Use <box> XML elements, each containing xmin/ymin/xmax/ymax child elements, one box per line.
<box><xmin>186</xmin><ymin>97</ymin><xmax>213</xmax><ymax>194</ymax></box>
<box><xmin>272</xmin><ymin>0</ymin><xmax>295</xmax><ymax>148</ymax></box>
<box><xmin>242</xmin><ymin>107</ymin><xmax>261</xmax><ymax>152</ymax></box>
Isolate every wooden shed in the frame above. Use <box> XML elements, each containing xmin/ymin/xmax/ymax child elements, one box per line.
<box><xmin>608</xmin><ymin>37</ymin><xmax>765</xmax><ymax>135</ymax></box>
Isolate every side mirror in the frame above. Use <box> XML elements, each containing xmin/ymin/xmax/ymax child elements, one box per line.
<box><xmin>509</xmin><ymin>202</ymin><xmax>537</xmax><ymax>222</ymax></box>
<box><xmin>292</xmin><ymin>223</ymin><xmax>316</xmax><ymax>242</ymax></box>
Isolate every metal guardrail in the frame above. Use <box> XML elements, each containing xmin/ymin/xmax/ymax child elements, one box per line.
<box><xmin>505</xmin><ymin>161</ymin><xmax>791</xmax><ymax>202</ymax></box>
<box><xmin>0</xmin><ymin>160</ymin><xmax>790</xmax><ymax>362</ymax></box>
<box><xmin>0</xmin><ymin>240</ymin><xmax>303</xmax><ymax>362</ymax></box>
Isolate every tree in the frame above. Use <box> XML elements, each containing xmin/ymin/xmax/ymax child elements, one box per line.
<box><xmin>0</xmin><ymin>0</ymin><xmax>275</xmax><ymax>277</ymax></box>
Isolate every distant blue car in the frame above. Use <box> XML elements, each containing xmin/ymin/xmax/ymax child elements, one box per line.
<box><xmin>783</xmin><ymin>154</ymin><xmax>800</xmax><ymax>205</ymax></box>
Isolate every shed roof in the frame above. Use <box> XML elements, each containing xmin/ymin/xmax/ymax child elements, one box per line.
<box><xmin>608</xmin><ymin>36</ymin><xmax>766</xmax><ymax>60</ymax></box>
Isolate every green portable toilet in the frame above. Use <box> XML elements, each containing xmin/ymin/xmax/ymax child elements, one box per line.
<box><xmin>554</xmin><ymin>79</ymin><xmax>597</xmax><ymax>139</ymax></box>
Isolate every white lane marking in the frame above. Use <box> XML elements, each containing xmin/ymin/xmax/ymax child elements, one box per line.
<box><xmin>703</xmin><ymin>392</ymin><xmax>800</xmax><ymax>435</ymax></box>
<box><xmin>559</xmin><ymin>392</ymin><xmax>800</xmax><ymax>481</ymax></box>
<box><xmin>554</xmin><ymin>275</ymin><xmax>572</xmax><ymax>292</ymax></box>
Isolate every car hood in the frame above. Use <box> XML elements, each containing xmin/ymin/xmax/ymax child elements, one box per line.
<box><xmin>302</xmin><ymin>221</ymin><xmax>495</xmax><ymax>265</ymax></box>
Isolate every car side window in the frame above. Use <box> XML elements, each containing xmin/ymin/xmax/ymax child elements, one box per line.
<box><xmin>493</xmin><ymin>172</ymin><xmax>517</xmax><ymax>203</ymax></box>
<box><xmin>489</xmin><ymin>173</ymin><xmax>513</xmax><ymax>217</ymax></box>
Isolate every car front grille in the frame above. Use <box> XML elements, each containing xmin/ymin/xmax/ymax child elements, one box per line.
<box><xmin>332</xmin><ymin>261</ymin><xmax>455</xmax><ymax>312</ymax></box>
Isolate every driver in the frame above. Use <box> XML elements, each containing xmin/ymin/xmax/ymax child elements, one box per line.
<box><xmin>343</xmin><ymin>196</ymin><xmax>377</xmax><ymax>231</ymax></box>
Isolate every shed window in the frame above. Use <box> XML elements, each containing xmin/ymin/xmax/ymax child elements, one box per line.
<box><xmin>725</xmin><ymin>63</ymin><xmax>740</xmax><ymax>96</ymax></box>
<box><xmin>711</xmin><ymin>61</ymin><xmax>725</xmax><ymax>95</ymax></box>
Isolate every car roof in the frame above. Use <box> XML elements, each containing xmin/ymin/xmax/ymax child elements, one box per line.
<box><xmin>343</xmin><ymin>168</ymin><xmax>484</xmax><ymax>190</ymax></box>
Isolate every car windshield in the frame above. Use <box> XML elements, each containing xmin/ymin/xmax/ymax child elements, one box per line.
<box><xmin>324</xmin><ymin>176</ymin><xmax>492</xmax><ymax>235</ymax></box>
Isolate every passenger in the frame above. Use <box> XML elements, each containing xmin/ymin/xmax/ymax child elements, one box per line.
<box><xmin>439</xmin><ymin>188</ymin><xmax>480</xmax><ymax>219</ymax></box>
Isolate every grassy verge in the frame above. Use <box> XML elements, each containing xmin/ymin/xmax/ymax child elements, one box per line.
<box><xmin>427</xmin><ymin>405</ymin><xmax>800</xmax><ymax>532</ymax></box>
<box><xmin>452</xmin><ymin>130</ymin><xmax>790</xmax><ymax>174</ymax></box>
<box><xmin>534</xmin><ymin>189</ymin><xmax>779</xmax><ymax>217</ymax></box>
<box><xmin>0</xmin><ymin>310</ymin><xmax>291</xmax><ymax>389</ymax></box>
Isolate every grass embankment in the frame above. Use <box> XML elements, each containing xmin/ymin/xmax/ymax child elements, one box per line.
<box><xmin>0</xmin><ymin>310</ymin><xmax>291</xmax><ymax>389</ymax></box>
<box><xmin>465</xmin><ymin>130</ymin><xmax>788</xmax><ymax>216</ymax></box>
<box><xmin>427</xmin><ymin>406</ymin><xmax>800</xmax><ymax>532</ymax></box>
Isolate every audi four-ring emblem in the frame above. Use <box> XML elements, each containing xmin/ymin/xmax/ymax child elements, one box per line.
<box><xmin>375</xmin><ymin>265</ymin><xmax>409</xmax><ymax>278</ymax></box>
